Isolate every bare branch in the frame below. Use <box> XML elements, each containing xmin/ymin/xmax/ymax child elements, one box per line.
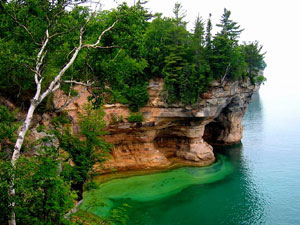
<box><xmin>34</xmin><ymin>30</ymin><xmax>49</xmax><ymax>85</ymax></box>
<box><xmin>7</xmin><ymin>1</ymin><xmax>119</xmax><ymax>222</ymax></box>
<box><xmin>86</xmin><ymin>62</ymin><xmax>94</xmax><ymax>73</ymax></box>
<box><xmin>112</xmin><ymin>48</ymin><xmax>122</xmax><ymax>61</ymax></box>
<box><xmin>86</xmin><ymin>0</ymin><xmax>102</xmax><ymax>23</ymax></box>
<box><xmin>49</xmin><ymin>26</ymin><xmax>78</xmax><ymax>39</ymax></box>
<box><xmin>66</xmin><ymin>47</ymin><xmax>76</xmax><ymax>60</ymax></box>
<box><xmin>55</xmin><ymin>86</ymin><xmax>89</xmax><ymax>113</ymax></box>
<box><xmin>91</xmin><ymin>45</ymin><xmax>118</xmax><ymax>49</ymax></box>
<box><xmin>17</xmin><ymin>22</ymin><xmax>41</xmax><ymax>46</ymax></box>
<box><xmin>64</xmin><ymin>80</ymin><xmax>94</xmax><ymax>87</ymax></box>
<box><xmin>39</xmin><ymin>27</ymin><xmax>85</xmax><ymax>102</ymax></box>
<box><xmin>52</xmin><ymin>83</ymin><xmax>61</xmax><ymax>93</ymax></box>
<box><xmin>83</xmin><ymin>20</ymin><xmax>118</xmax><ymax>48</ymax></box>
<box><xmin>4</xmin><ymin>8</ymin><xmax>42</xmax><ymax>46</ymax></box>
<box><xmin>221</xmin><ymin>62</ymin><xmax>231</xmax><ymax>84</ymax></box>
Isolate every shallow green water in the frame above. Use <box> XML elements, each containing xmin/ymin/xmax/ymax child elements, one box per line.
<box><xmin>82</xmin><ymin>93</ymin><xmax>300</xmax><ymax>224</ymax></box>
<box><xmin>81</xmin><ymin>155</ymin><xmax>233</xmax><ymax>218</ymax></box>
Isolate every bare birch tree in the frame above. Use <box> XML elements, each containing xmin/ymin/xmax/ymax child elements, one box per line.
<box><xmin>1</xmin><ymin>1</ymin><xmax>118</xmax><ymax>224</ymax></box>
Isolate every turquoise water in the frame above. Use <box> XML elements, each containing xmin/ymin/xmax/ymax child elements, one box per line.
<box><xmin>81</xmin><ymin>155</ymin><xmax>233</xmax><ymax>218</ymax></box>
<box><xmin>82</xmin><ymin>92</ymin><xmax>300</xmax><ymax>224</ymax></box>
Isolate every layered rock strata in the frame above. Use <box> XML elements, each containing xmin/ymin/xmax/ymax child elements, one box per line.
<box><xmin>53</xmin><ymin>79</ymin><xmax>259</xmax><ymax>173</ymax></box>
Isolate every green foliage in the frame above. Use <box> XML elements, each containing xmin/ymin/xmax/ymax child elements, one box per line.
<box><xmin>0</xmin><ymin>107</ymin><xmax>17</xmax><ymax>222</ymax></box>
<box><xmin>216</xmin><ymin>8</ymin><xmax>244</xmax><ymax>41</ymax></box>
<box><xmin>205</xmin><ymin>14</ymin><xmax>213</xmax><ymax>49</ymax></box>
<box><xmin>256</xmin><ymin>75</ymin><xmax>267</xmax><ymax>84</ymax></box>
<box><xmin>86</xmin><ymin>3</ymin><xmax>151</xmax><ymax>111</ymax></box>
<box><xmin>0</xmin><ymin>160</ymin><xmax>13</xmax><ymax>224</ymax></box>
<box><xmin>127</xmin><ymin>112</ymin><xmax>144</xmax><ymax>123</ymax></box>
<box><xmin>0</xmin><ymin>103</ymin><xmax>111</xmax><ymax>224</ymax></box>
<box><xmin>0</xmin><ymin>106</ymin><xmax>19</xmax><ymax>159</ymax></box>
<box><xmin>0</xmin><ymin>1</ymin><xmax>266</xmax><ymax>111</ymax></box>
<box><xmin>0</xmin><ymin>145</ymin><xmax>75</xmax><ymax>225</ymax></box>
<box><xmin>163</xmin><ymin>45</ymin><xmax>188</xmax><ymax>103</ymax></box>
<box><xmin>0</xmin><ymin>0</ymin><xmax>89</xmax><ymax>102</ymax></box>
<box><xmin>84</xmin><ymin>181</ymin><xmax>99</xmax><ymax>192</ymax></box>
<box><xmin>36</xmin><ymin>124</ymin><xmax>46</xmax><ymax>133</ymax></box>
<box><xmin>55</xmin><ymin>104</ymin><xmax>111</xmax><ymax>198</ymax></box>
<box><xmin>51</xmin><ymin>112</ymin><xmax>71</xmax><ymax>127</ymax></box>
<box><xmin>210</xmin><ymin>8</ymin><xmax>248</xmax><ymax>81</ymax></box>
<box><xmin>0</xmin><ymin>2</ymin><xmax>267</xmax><ymax>224</ymax></box>
<box><xmin>14</xmin><ymin>152</ymin><xmax>75</xmax><ymax>225</ymax></box>
<box><xmin>144</xmin><ymin>15</ymin><xmax>174</xmax><ymax>77</ymax></box>
<box><xmin>241</xmin><ymin>41</ymin><xmax>267</xmax><ymax>83</ymax></box>
<box><xmin>0</xmin><ymin>106</ymin><xmax>18</xmax><ymax>143</ymax></box>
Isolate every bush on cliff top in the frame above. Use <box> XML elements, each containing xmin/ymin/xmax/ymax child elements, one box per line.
<box><xmin>0</xmin><ymin>2</ymin><xmax>266</xmax><ymax>111</ymax></box>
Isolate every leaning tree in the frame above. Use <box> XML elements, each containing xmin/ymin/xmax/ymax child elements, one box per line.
<box><xmin>0</xmin><ymin>1</ymin><xmax>119</xmax><ymax>224</ymax></box>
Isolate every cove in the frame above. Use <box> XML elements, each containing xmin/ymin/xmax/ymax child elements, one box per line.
<box><xmin>81</xmin><ymin>93</ymin><xmax>300</xmax><ymax>225</ymax></box>
<box><xmin>81</xmin><ymin>154</ymin><xmax>233</xmax><ymax>218</ymax></box>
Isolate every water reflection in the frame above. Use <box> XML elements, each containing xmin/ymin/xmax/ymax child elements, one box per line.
<box><xmin>216</xmin><ymin>144</ymin><xmax>266</xmax><ymax>225</ymax></box>
<box><xmin>243</xmin><ymin>93</ymin><xmax>264</xmax><ymax>139</ymax></box>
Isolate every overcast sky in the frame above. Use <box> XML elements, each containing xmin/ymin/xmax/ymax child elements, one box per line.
<box><xmin>102</xmin><ymin>0</ymin><xmax>300</xmax><ymax>99</ymax></box>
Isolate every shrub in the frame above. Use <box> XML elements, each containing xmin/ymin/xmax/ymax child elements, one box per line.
<box><xmin>127</xmin><ymin>113</ymin><xmax>144</xmax><ymax>123</ymax></box>
<box><xmin>256</xmin><ymin>75</ymin><xmax>266</xmax><ymax>84</ymax></box>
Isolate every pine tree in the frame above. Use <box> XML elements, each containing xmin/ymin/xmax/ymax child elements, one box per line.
<box><xmin>241</xmin><ymin>41</ymin><xmax>266</xmax><ymax>81</ymax></box>
<box><xmin>173</xmin><ymin>2</ymin><xmax>187</xmax><ymax>28</ymax></box>
<box><xmin>216</xmin><ymin>8</ymin><xmax>244</xmax><ymax>41</ymax></box>
<box><xmin>205</xmin><ymin>13</ymin><xmax>213</xmax><ymax>49</ymax></box>
<box><xmin>211</xmin><ymin>8</ymin><xmax>247</xmax><ymax>81</ymax></box>
<box><xmin>194</xmin><ymin>15</ymin><xmax>205</xmax><ymax>48</ymax></box>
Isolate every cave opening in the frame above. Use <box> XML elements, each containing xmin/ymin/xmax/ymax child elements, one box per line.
<box><xmin>154</xmin><ymin>129</ymin><xmax>190</xmax><ymax>158</ymax></box>
<box><xmin>203</xmin><ymin>121</ymin><xmax>225</xmax><ymax>146</ymax></box>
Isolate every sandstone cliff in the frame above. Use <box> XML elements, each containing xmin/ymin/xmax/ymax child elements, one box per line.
<box><xmin>53</xmin><ymin>79</ymin><xmax>259</xmax><ymax>173</ymax></box>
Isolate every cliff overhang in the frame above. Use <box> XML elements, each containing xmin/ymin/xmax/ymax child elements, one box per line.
<box><xmin>53</xmin><ymin>78</ymin><xmax>259</xmax><ymax>173</ymax></box>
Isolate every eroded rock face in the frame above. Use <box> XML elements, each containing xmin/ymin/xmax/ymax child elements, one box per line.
<box><xmin>53</xmin><ymin>78</ymin><xmax>258</xmax><ymax>173</ymax></box>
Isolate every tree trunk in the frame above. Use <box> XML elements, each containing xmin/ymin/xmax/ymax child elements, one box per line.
<box><xmin>11</xmin><ymin>103</ymin><xmax>37</xmax><ymax>165</ymax></box>
<box><xmin>7</xmin><ymin>19</ymin><xmax>117</xmax><ymax>224</ymax></box>
<box><xmin>9</xmin><ymin>103</ymin><xmax>37</xmax><ymax>225</ymax></box>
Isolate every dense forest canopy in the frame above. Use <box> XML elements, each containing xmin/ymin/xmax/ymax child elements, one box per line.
<box><xmin>0</xmin><ymin>0</ymin><xmax>266</xmax><ymax>224</ymax></box>
<box><xmin>0</xmin><ymin>0</ymin><xmax>266</xmax><ymax>111</ymax></box>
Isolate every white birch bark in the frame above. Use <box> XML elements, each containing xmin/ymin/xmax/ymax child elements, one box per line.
<box><xmin>9</xmin><ymin>20</ymin><xmax>118</xmax><ymax>225</ymax></box>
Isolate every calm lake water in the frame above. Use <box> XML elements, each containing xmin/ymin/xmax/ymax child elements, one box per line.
<box><xmin>83</xmin><ymin>88</ymin><xmax>300</xmax><ymax>224</ymax></box>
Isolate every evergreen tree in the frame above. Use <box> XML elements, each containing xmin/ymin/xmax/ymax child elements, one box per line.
<box><xmin>216</xmin><ymin>8</ymin><xmax>244</xmax><ymax>41</ymax></box>
<box><xmin>241</xmin><ymin>41</ymin><xmax>266</xmax><ymax>82</ymax></box>
<box><xmin>205</xmin><ymin>13</ymin><xmax>213</xmax><ymax>49</ymax></box>
<box><xmin>173</xmin><ymin>2</ymin><xmax>187</xmax><ymax>28</ymax></box>
<box><xmin>162</xmin><ymin>3</ymin><xmax>190</xmax><ymax>103</ymax></box>
<box><xmin>163</xmin><ymin>45</ymin><xmax>188</xmax><ymax>103</ymax></box>
<box><xmin>194</xmin><ymin>15</ymin><xmax>205</xmax><ymax>49</ymax></box>
<box><xmin>144</xmin><ymin>15</ymin><xmax>174</xmax><ymax>77</ymax></box>
<box><xmin>211</xmin><ymin>8</ymin><xmax>247</xmax><ymax>81</ymax></box>
<box><xmin>0</xmin><ymin>2</ymin><xmax>268</xmax><ymax>224</ymax></box>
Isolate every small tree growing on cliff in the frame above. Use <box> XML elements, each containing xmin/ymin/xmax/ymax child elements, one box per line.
<box><xmin>55</xmin><ymin>104</ymin><xmax>111</xmax><ymax>199</ymax></box>
<box><xmin>0</xmin><ymin>1</ymin><xmax>119</xmax><ymax>224</ymax></box>
<box><xmin>211</xmin><ymin>8</ymin><xmax>247</xmax><ymax>81</ymax></box>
